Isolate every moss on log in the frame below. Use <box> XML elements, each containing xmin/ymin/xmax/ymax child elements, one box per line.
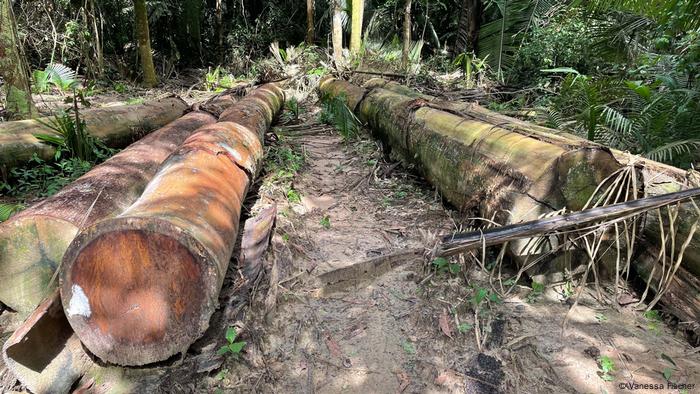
<box><xmin>0</xmin><ymin>111</ymin><xmax>217</xmax><ymax>314</ymax></box>
<box><xmin>60</xmin><ymin>84</ymin><xmax>284</xmax><ymax>366</ymax></box>
<box><xmin>0</xmin><ymin>97</ymin><xmax>188</xmax><ymax>171</ymax></box>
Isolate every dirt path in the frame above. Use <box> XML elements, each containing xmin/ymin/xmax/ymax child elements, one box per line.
<box><xmin>214</xmin><ymin>99</ymin><xmax>700</xmax><ymax>393</ymax></box>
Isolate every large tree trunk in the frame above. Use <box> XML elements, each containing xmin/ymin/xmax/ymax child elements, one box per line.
<box><xmin>454</xmin><ymin>0</ymin><xmax>481</xmax><ymax>55</ymax></box>
<box><xmin>306</xmin><ymin>0</ymin><xmax>315</xmax><ymax>44</ymax></box>
<box><xmin>350</xmin><ymin>0</ymin><xmax>364</xmax><ymax>55</ymax></box>
<box><xmin>0</xmin><ymin>0</ymin><xmax>36</xmax><ymax>119</ymax></box>
<box><xmin>0</xmin><ymin>108</ymin><xmax>218</xmax><ymax>314</ymax></box>
<box><xmin>59</xmin><ymin>84</ymin><xmax>284</xmax><ymax>366</ymax></box>
<box><xmin>332</xmin><ymin>0</ymin><xmax>344</xmax><ymax>65</ymax></box>
<box><xmin>320</xmin><ymin>77</ymin><xmax>700</xmax><ymax>335</ymax></box>
<box><xmin>0</xmin><ymin>97</ymin><xmax>188</xmax><ymax>172</ymax></box>
<box><xmin>182</xmin><ymin>0</ymin><xmax>202</xmax><ymax>62</ymax></box>
<box><xmin>401</xmin><ymin>0</ymin><xmax>412</xmax><ymax>69</ymax></box>
<box><xmin>133</xmin><ymin>0</ymin><xmax>158</xmax><ymax>87</ymax></box>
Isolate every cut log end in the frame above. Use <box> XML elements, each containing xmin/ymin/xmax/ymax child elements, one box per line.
<box><xmin>60</xmin><ymin>219</ymin><xmax>220</xmax><ymax>366</ymax></box>
<box><xmin>0</xmin><ymin>216</ymin><xmax>78</xmax><ymax>313</ymax></box>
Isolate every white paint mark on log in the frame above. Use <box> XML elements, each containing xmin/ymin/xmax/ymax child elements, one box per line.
<box><xmin>219</xmin><ymin>142</ymin><xmax>242</xmax><ymax>163</ymax></box>
<box><xmin>66</xmin><ymin>284</ymin><xmax>91</xmax><ymax>317</ymax></box>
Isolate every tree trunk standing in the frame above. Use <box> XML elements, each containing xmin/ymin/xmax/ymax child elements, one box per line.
<box><xmin>0</xmin><ymin>0</ymin><xmax>36</xmax><ymax>119</ymax></box>
<box><xmin>133</xmin><ymin>0</ymin><xmax>157</xmax><ymax>87</ymax></box>
<box><xmin>350</xmin><ymin>0</ymin><xmax>364</xmax><ymax>55</ymax></box>
<box><xmin>183</xmin><ymin>0</ymin><xmax>202</xmax><ymax>62</ymax></box>
<box><xmin>332</xmin><ymin>0</ymin><xmax>344</xmax><ymax>64</ymax></box>
<box><xmin>401</xmin><ymin>0</ymin><xmax>412</xmax><ymax>69</ymax></box>
<box><xmin>454</xmin><ymin>0</ymin><xmax>480</xmax><ymax>55</ymax></box>
<box><xmin>306</xmin><ymin>0</ymin><xmax>315</xmax><ymax>44</ymax></box>
<box><xmin>216</xmin><ymin>0</ymin><xmax>224</xmax><ymax>63</ymax></box>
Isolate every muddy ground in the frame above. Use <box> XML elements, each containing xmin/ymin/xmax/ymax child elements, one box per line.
<box><xmin>1</xmin><ymin>90</ymin><xmax>699</xmax><ymax>394</ymax></box>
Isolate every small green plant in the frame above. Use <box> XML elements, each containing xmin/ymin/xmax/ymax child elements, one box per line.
<box><xmin>320</xmin><ymin>215</ymin><xmax>331</xmax><ymax>229</ymax></box>
<box><xmin>215</xmin><ymin>368</ymin><xmax>229</xmax><ymax>381</ymax></box>
<box><xmin>401</xmin><ymin>340</ymin><xmax>416</xmax><ymax>355</ymax></box>
<box><xmin>32</xmin><ymin>63</ymin><xmax>78</xmax><ymax>94</ymax></box>
<box><xmin>597</xmin><ymin>355</ymin><xmax>615</xmax><ymax>382</ymax></box>
<box><xmin>662</xmin><ymin>367</ymin><xmax>673</xmax><ymax>381</ymax></box>
<box><xmin>217</xmin><ymin>327</ymin><xmax>246</xmax><ymax>359</ymax></box>
<box><xmin>113</xmin><ymin>82</ymin><xmax>127</xmax><ymax>94</ymax></box>
<box><xmin>452</xmin><ymin>53</ymin><xmax>489</xmax><ymax>88</ymax></box>
<box><xmin>643</xmin><ymin>310</ymin><xmax>662</xmax><ymax>333</ymax></box>
<box><xmin>595</xmin><ymin>313</ymin><xmax>608</xmax><ymax>323</ymax></box>
<box><xmin>470</xmin><ymin>287</ymin><xmax>501</xmax><ymax>309</ymax></box>
<box><xmin>284</xmin><ymin>97</ymin><xmax>301</xmax><ymax>122</ymax></box>
<box><xmin>457</xmin><ymin>323</ymin><xmax>473</xmax><ymax>333</ymax></box>
<box><xmin>526</xmin><ymin>281</ymin><xmax>545</xmax><ymax>303</ymax></box>
<box><xmin>286</xmin><ymin>188</ymin><xmax>301</xmax><ymax>203</ymax></box>
<box><xmin>432</xmin><ymin>257</ymin><xmax>461</xmax><ymax>275</ymax></box>
<box><xmin>126</xmin><ymin>97</ymin><xmax>145</xmax><ymax>105</ymax></box>
<box><xmin>204</xmin><ymin>66</ymin><xmax>222</xmax><ymax>91</ymax></box>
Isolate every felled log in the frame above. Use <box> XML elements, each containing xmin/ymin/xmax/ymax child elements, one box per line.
<box><xmin>60</xmin><ymin>84</ymin><xmax>284</xmax><ymax>366</ymax></box>
<box><xmin>322</xmin><ymin>77</ymin><xmax>700</xmax><ymax>330</ymax></box>
<box><xmin>0</xmin><ymin>110</ymin><xmax>218</xmax><ymax>314</ymax></box>
<box><xmin>319</xmin><ymin>77</ymin><xmax>621</xmax><ymax>254</ymax></box>
<box><xmin>0</xmin><ymin>97</ymin><xmax>188</xmax><ymax>171</ymax></box>
<box><xmin>362</xmin><ymin>78</ymin><xmax>700</xmax><ymax>279</ymax></box>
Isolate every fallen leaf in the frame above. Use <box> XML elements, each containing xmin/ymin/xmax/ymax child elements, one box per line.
<box><xmin>395</xmin><ymin>369</ymin><xmax>410</xmax><ymax>393</ymax></box>
<box><xmin>439</xmin><ymin>309</ymin><xmax>453</xmax><ymax>339</ymax></box>
<box><xmin>324</xmin><ymin>333</ymin><xmax>342</xmax><ymax>359</ymax></box>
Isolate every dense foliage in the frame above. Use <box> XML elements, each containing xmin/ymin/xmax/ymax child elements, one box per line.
<box><xmin>2</xmin><ymin>0</ymin><xmax>699</xmax><ymax>167</ymax></box>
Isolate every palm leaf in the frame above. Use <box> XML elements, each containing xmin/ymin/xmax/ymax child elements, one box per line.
<box><xmin>0</xmin><ymin>203</ymin><xmax>24</xmax><ymax>222</ymax></box>
<box><xmin>644</xmin><ymin>140</ymin><xmax>700</xmax><ymax>163</ymax></box>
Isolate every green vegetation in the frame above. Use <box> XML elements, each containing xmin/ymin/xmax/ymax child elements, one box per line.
<box><xmin>597</xmin><ymin>355</ymin><xmax>616</xmax><ymax>382</ymax></box>
<box><xmin>432</xmin><ymin>257</ymin><xmax>461</xmax><ymax>276</ymax></box>
<box><xmin>319</xmin><ymin>93</ymin><xmax>361</xmax><ymax>140</ymax></box>
<box><xmin>217</xmin><ymin>327</ymin><xmax>246</xmax><ymax>359</ymax></box>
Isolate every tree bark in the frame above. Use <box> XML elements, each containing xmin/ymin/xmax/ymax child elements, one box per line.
<box><xmin>350</xmin><ymin>0</ymin><xmax>364</xmax><ymax>55</ymax></box>
<box><xmin>0</xmin><ymin>0</ymin><xmax>36</xmax><ymax>119</ymax></box>
<box><xmin>321</xmin><ymin>77</ymin><xmax>621</xmax><ymax>252</ymax></box>
<box><xmin>0</xmin><ymin>108</ymin><xmax>217</xmax><ymax>314</ymax></box>
<box><xmin>60</xmin><ymin>84</ymin><xmax>284</xmax><ymax>366</ymax></box>
<box><xmin>183</xmin><ymin>0</ymin><xmax>202</xmax><ymax>62</ymax></box>
<box><xmin>401</xmin><ymin>0</ymin><xmax>412</xmax><ymax>69</ymax></box>
<box><xmin>306</xmin><ymin>0</ymin><xmax>315</xmax><ymax>44</ymax></box>
<box><xmin>332</xmin><ymin>0</ymin><xmax>344</xmax><ymax>64</ymax></box>
<box><xmin>216</xmin><ymin>0</ymin><xmax>224</xmax><ymax>63</ymax></box>
<box><xmin>133</xmin><ymin>0</ymin><xmax>158</xmax><ymax>87</ymax></box>
<box><xmin>321</xmin><ymin>77</ymin><xmax>700</xmax><ymax>336</ymax></box>
<box><xmin>0</xmin><ymin>97</ymin><xmax>188</xmax><ymax>172</ymax></box>
<box><xmin>454</xmin><ymin>0</ymin><xmax>480</xmax><ymax>55</ymax></box>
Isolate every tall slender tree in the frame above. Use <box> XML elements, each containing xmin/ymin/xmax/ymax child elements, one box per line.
<box><xmin>454</xmin><ymin>0</ymin><xmax>481</xmax><ymax>55</ymax></box>
<box><xmin>183</xmin><ymin>0</ymin><xmax>202</xmax><ymax>61</ymax></box>
<box><xmin>133</xmin><ymin>0</ymin><xmax>158</xmax><ymax>87</ymax></box>
<box><xmin>0</xmin><ymin>0</ymin><xmax>36</xmax><ymax>119</ymax></box>
<box><xmin>306</xmin><ymin>0</ymin><xmax>315</xmax><ymax>44</ymax></box>
<box><xmin>332</xmin><ymin>0</ymin><xmax>343</xmax><ymax>64</ymax></box>
<box><xmin>350</xmin><ymin>0</ymin><xmax>364</xmax><ymax>55</ymax></box>
<box><xmin>401</xmin><ymin>0</ymin><xmax>412</xmax><ymax>69</ymax></box>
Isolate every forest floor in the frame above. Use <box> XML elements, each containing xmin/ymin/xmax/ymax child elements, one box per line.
<box><xmin>203</xmin><ymin>97</ymin><xmax>700</xmax><ymax>393</ymax></box>
<box><xmin>1</xmin><ymin>87</ymin><xmax>699</xmax><ymax>394</ymax></box>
